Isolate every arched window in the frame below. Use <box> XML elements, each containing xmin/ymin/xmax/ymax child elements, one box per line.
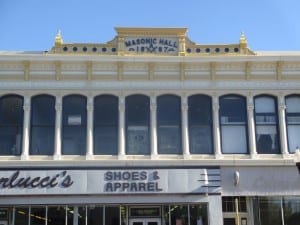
<box><xmin>157</xmin><ymin>95</ymin><xmax>182</xmax><ymax>154</ymax></box>
<box><xmin>0</xmin><ymin>95</ymin><xmax>23</xmax><ymax>155</ymax></box>
<box><xmin>188</xmin><ymin>95</ymin><xmax>213</xmax><ymax>154</ymax></box>
<box><xmin>219</xmin><ymin>95</ymin><xmax>248</xmax><ymax>154</ymax></box>
<box><xmin>30</xmin><ymin>95</ymin><xmax>55</xmax><ymax>155</ymax></box>
<box><xmin>94</xmin><ymin>95</ymin><xmax>118</xmax><ymax>155</ymax></box>
<box><xmin>62</xmin><ymin>95</ymin><xmax>87</xmax><ymax>155</ymax></box>
<box><xmin>254</xmin><ymin>95</ymin><xmax>280</xmax><ymax>154</ymax></box>
<box><xmin>285</xmin><ymin>95</ymin><xmax>300</xmax><ymax>153</ymax></box>
<box><xmin>125</xmin><ymin>95</ymin><xmax>150</xmax><ymax>155</ymax></box>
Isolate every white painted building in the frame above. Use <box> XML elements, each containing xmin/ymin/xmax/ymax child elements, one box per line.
<box><xmin>0</xmin><ymin>28</ymin><xmax>299</xmax><ymax>225</ymax></box>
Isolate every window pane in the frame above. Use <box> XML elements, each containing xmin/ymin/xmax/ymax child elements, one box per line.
<box><xmin>30</xmin><ymin>207</ymin><xmax>46</xmax><ymax>225</ymax></box>
<box><xmin>190</xmin><ymin>204</ymin><xmax>208</xmax><ymax>225</ymax></box>
<box><xmin>258</xmin><ymin>197</ymin><xmax>282</xmax><ymax>225</ymax></box>
<box><xmin>31</xmin><ymin>95</ymin><xmax>55</xmax><ymax>125</ymax></box>
<box><xmin>255</xmin><ymin>96</ymin><xmax>280</xmax><ymax>154</ymax></box>
<box><xmin>30</xmin><ymin>127</ymin><xmax>54</xmax><ymax>155</ymax></box>
<box><xmin>87</xmin><ymin>206</ymin><xmax>103</xmax><ymax>225</ymax></box>
<box><xmin>188</xmin><ymin>95</ymin><xmax>213</xmax><ymax>154</ymax></box>
<box><xmin>158</xmin><ymin>126</ymin><xmax>181</xmax><ymax>154</ymax></box>
<box><xmin>0</xmin><ymin>127</ymin><xmax>22</xmax><ymax>155</ymax></box>
<box><xmin>256</xmin><ymin>125</ymin><xmax>279</xmax><ymax>154</ymax></box>
<box><xmin>105</xmin><ymin>207</ymin><xmax>119</xmax><ymax>225</ymax></box>
<box><xmin>94</xmin><ymin>126</ymin><xmax>118</xmax><ymax>155</ymax></box>
<box><xmin>220</xmin><ymin>96</ymin><xmax>248</xmax><ymax>154</ymax></box>
<box><xmin>15</xmin><ymin>207</ymin><xmax>29</xmax><ymax>225</ymax></box>
<box><xmin>126</xmin><ymin>95</ymin><xmax>150</xmax><ymax>155</ymax></box>
<box><xmin>283</xmin><ymin>196</ymin><xmax>300</xmax><ymax>225</ymax></box>
<box><xmin>221</xmin><ymin>126</ymin><xmax>247</xmax><ymax>153</ymax></box>
<box><xmin>94</xmin><ymin>95</ymin><xmax>118</xmax><ymax>155</ymax></box>
<box><xmin>287</xmin><ymin>126</ymin><xmax>300</xmax><ymax>153</ymax></box>
<box><xmin>0</xmin><ymin>95</ymin><xmax>24</xmax><ymax>125</ymax></box>
<box><xmin>62</xmin><ymin>95</ymin><xmax>87</xmax><ymax>155</ymax></box>
<box><xmin>286</xmin><ymin>96</ymin><xmax>300</xmax><ymax>153</ymax></box>
<box><xmin>78</xmin><ymin>206</ymin><xmax>86</xmax><ymax>225</ymax></box>
<box><xmin>48</xmin><ymin>206</ymin><xmax>66</xmax><ymax>225</ymax></box>
<box><xmin>157</xmin><ymin>95</ymin><xmax>181</xmax><ymax>125</ymax></box>
<box><xmin>189</xmin><ymin>126</ymin><xmax>213</xmax><ymax>154</ymax></box>
<box><xmin>94</xmin><ymin>95</ymin><xmax>118</xmax><ymax>126</ymax></box>
<box><xmin>170</xmin><ymin>205</ymin><xmax>188</xmax><ymax>225</ymax></box>
<box><xmin>127</xmin><ymin>126</ymin><xmax>149</xmax><ymax>154</ymax></box>
<box><xmin>157</xmin><ymin>95</ymin><xmax>181</xmax><ymax>154</ymax></box>
<box><xmin>0</xmin><ymin>95</ymin><xmax>23</xmax><ymax>155</ymax></box>
<box><xmin>62</xmin><ymin>126</ymin><xmax>86</xmax><ymax>155</ymax></box>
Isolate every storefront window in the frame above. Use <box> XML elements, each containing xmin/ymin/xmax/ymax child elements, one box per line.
<box><xmin>0</xmin><ymin>95</ymin><xmax>23</xmax><ymax>155</ymax></box>
<box><xmin>48</xmin><ymin>206</ymin><xmax>66</xmax><ymax>225</ymax></box>
<box><xmin>285</xmin><ymin>95</ymin><xmax>300</xmax><ymax>153</ymax></box>
<box><xmin>94</xmin><ymin>95</ymin><xmax>118</xmax><ymax>155</ymax></box>
<box><xmin>15</xmin><ymin>207</ymin><xmax>28</xmax><ymax>225</ymax></box>
<box><xmin>254</xmin><ymin>95</ymin><xmax>280</xmax><ymax>154</ymax></box>
<box><xmin>62</xmin><ymin>95</ymin><xmax>87</xmax><ymax>155</ymax></box>
<box><xmin>105</xmin><ymin>206</ymin><xmax>120</xmax><ymax>225</ymax></box>
<box><xmin>283</xmin><ymin>197</ymin><xmax>300</xmax><ymax>225</ymax></box>
<box><xmin>220</xmin><ymin>95</ymin><xmax>248</xmax><ymax>154</ymax></box>
<box><xmin>126</xmin><ymin>95</ymin><xmax>150</xmax><ymax>155</ymax></box>
<box><xmin>189</xmin><ymin>204</ymin><xmax>208</xmax><ymax>225</ymax></box>
<box><xmin>67</xmin><ymin>206</ymin><xmax>74</xmax><ymax>225</ymax></box>
<box><xmin>87</xmin><ymin>206</ymin><xmax>103</xmax><ymax>225</ymax></box>
<box><xmin>170</xmin><ymin>205</ymin><xmax>188</xmax><ymax>225</ymax></box>
<box><xmin>30</xmin><ymin>207</ymin><xmax>46</xmax><ymax>225</ymax></box>
<box><xmin>188</xmin><ymin>95</ymin><xmax>213</xmax><ymax>154</ymax></box>
<box><xmin>157</xmin><ymin>95</ymin><xmax>182</xmax><ymax>154</ymax></box>
<box><xmin>30</xmin><ymin>95</ymin><xmax>55</xmax><ymax>155</ymax></box>
<box><xmin>257</xmin><ymin>197</ymin><xmax>283</xmax><ymax>225</ymax></box>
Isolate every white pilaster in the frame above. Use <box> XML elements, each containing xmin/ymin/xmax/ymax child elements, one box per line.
<box><xmin>181</xmin><ymin>95</ymin><xmax>190</xmax><ymax>158</ymax></box>
<box><xmin>278</xmin><ymin>95</ymin><xmax>289</xmax><ymax>156</ymax></box>
<box><xmin>247</xmin><ymin>95</ymin><xmax>257</xmax><ymax>158</ymax></box>
<box><xmin>213</xmin><ymin>95</ymin><xmax>222</xmax><ymax>158</ymax></box>
<box><xmin>54</xmin><ymin>96</ymin><xmax>62</xmax><ymax>160</ymax></box>
<box><xmin>86</xmin><ymin>95</ymin><xmax>94</xmax><ymax>160</ymax></box>
<box><xmin>21</xmin><ymin>96</ymin><xmax>31</xmax><ymax>160</ymax></box>
<box><xmin>150</xmin><ymin>95</ymin><xmax>158</xmax><ymax>159</ymax></box>
<box><xmin>118</xmin><ymin>96</ymin><xmax>126</xmax><ymax>159</ymax></box>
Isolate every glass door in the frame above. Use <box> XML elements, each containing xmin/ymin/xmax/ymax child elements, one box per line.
<box><xmin>130</xmin><ymin>218</ymin><xmax>161</xmax><ymax>225</ymax></box>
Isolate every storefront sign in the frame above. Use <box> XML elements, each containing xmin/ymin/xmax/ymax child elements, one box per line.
<box><xmin>124</xmin><ymin>37</ymin><xmax>178</xmax><ymax>54</ymax></box>
<box><xmin>0</xmin><ymin>168</ymin><xmax>220</xmax><ymax>195</ymax></box>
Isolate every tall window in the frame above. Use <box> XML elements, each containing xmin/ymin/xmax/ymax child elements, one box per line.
<box><xmin>254</xmin><ymin>95</ymin><xmax>280</xmax><ymax>154</ymax></box>
<box><xmin>157</xmin><ymin>95</ymin><xmax>181</xmax><ymax>154</ymax></box>
<box><xmin>126</xmin><ymin>95</ymin><xmax>150</xmax><ymax>155</ymax></box>
<box><xmin>285</xmin><ymin>95</ymin><xmax>300</xmax><ymax>153</ymax></box>
<box><xmin>219</xmin><ymin>95</ymin><xmax>248</xmax><ymax>154</ymax></box>
<box><xmin>30</xmin><ymin>95</ymin><xmax>55</xmax><ymax>155</ymax></box>
<box><xmin>188</xmin><ymin>95</ymin><xmax>213</xmax><ymax>154</ymax></box>
<box><xmin>94</xmin><ymin>95</ymin><xmax>118</xmax><ymax>155</ymax></box>
<box><xmin>62</xmin><ymin>95</ymin><xmax>87</xmax><ymax>155</ymax></box>
<box><xmin>0</xmin><ymin>95</ymin><xmax>23</xmax><ymax>155</ymax></box>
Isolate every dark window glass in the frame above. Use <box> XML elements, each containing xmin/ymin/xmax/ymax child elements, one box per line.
<box><xmin>94</xmin><ymin>95</ymin><xmax>118</xmax><ymax>155</ymax></box>
<box><xmin>126</xmin><ymin>95</ymin><xmax>150</xmax><ymax>155</ymax></box>
<box><xmin>105</xmin><ymin>207</ymin><xmax>120</xmax><ymax>225</ymax></box>
<box><xmin>283</xmin><ymin>196</ymin><xmax>300</xmax><ymax>225</ymax></box>
<box><xmin>48</xmin><ymin>206</ymin><xmax>66</xmax><ymax>225</ymax></box>
<box><xmin>285</xmin><ymin>95</ymin><xmax>300</xmax><ymax>153</ymax></box>
<box><xmin>222</xmin><ymin>197</ymin><xmax>247</xmax><ymax>212</ymax></box>
<box><xmin>220</xmin><ymin>95</ymin><xmax>248</xmax><ymax>154</ymax></box>
<box><xmin>30</xmin><ymin>207</ymin><xmax>46</xmax><ymax>225</ymax></box>
<box><xmin>0</xmin><ymin>95</ymin><xmax>23</xmax><ymax>155</ymax></box>
<box><xmin>190</xmin><ymin>204</ymin><xmax>208</xmax><ymax>225</ymax></box>
<box><xmin>62</xmin><ymin>95</ymin><xmax>87</xmax><ymax>155</ymax></box>
<box><xmin>87</xmin><ymin>206</ymin><xmax>103</xmax><ymax>225</ymax></box>
<box><xmin>15</xmin><ymin>207</ymin><xmax>28</xmax><ymax>225</ymax></box>
<box><xmin>254</xmin><ymin>96</ymin><xmax>280</xmax><ymax>154</ymax></box>
<box><xmin>30</xmin><ymin>95</ymin><xmax>55</xmax><ymax>155</ymax></box>
<box><xmin>258</xmin><ymin>197</ymin><xmax>282</xmax><ymax>225</ymax></box>
<box><xmin>170</xmin><ymin>205</ymin><xmax>188</xmax><ymax>225</ymax></box>
<box><xmin>157</xmin><ymin>95</ymin><xmax>182</xmax><ymax>154</ymax></box>
<box><xmin>78</xmin><ymin>206</ymin><xmax>86</xmax><ymax>225</ymax></box>
<box><xmin>188</xmin><ymin>95</ymin><xmax>213</xmax><ymax>154</ymax></box>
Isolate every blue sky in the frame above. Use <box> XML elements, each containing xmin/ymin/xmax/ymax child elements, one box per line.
<box><xmin>1</xmin><ymin>0</ymin><xmax>300</xmax><ymax>51</ymax></box>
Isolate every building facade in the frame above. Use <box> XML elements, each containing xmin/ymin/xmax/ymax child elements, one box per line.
<box><xmin>0</xmin><ymin>28</ymin><xmax>300</xmax><ymax>225</ymax></box>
